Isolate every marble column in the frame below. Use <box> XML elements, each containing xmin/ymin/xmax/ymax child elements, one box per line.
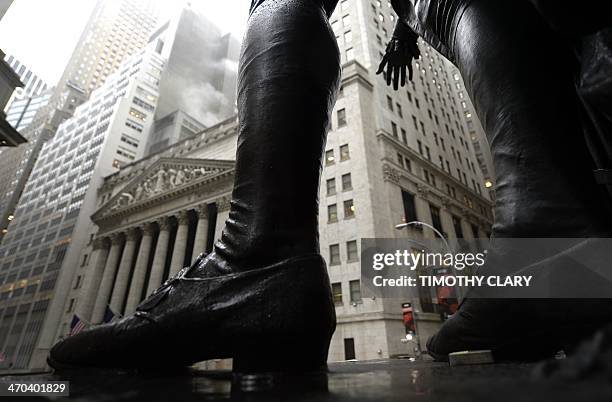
<box><xmin>192</xmin><ymin>204</ymin><xmax>209</xmax><ymax>257</ymax></box>
<box><xmin>124</xmin><ymin>223</ymin><xmax>155</xmax><ymax>314</ymax></box>
<box><xmin>76</xmin><ymin>237</ymin><xmax>111</xmax><ymax>323</ymax></box>
<box><xmin>460</xmin><ymin>214</ymin><xmax>475</xmax><ymax>240</ymax></box>
<box><xmin>91</xmin><ymin>233</ymin><xmax>124</xmax><ymax>324</ymax></box>
<box><xmin>169</xmin><ymin>210</ymin><xmax>190</xmax><ymax>277</ymax></box>
<box><xmin>146</xmin><ymin>217</ymin><xmax>172</xmax><ymax>295</ymax></box>
<box><xmin>214</xmin><ymin>198</ymin><xmax>231</xmax><ymax>242</ymax></box>
<box><xmin>439</xmin><ymin>198</ymin><xmax>456</xmax><ymax>240</ymax></box>
<box><xmin>109</xmin><ymin>227</ymin><xmax>140</xmax><ymax>315</ymax></box>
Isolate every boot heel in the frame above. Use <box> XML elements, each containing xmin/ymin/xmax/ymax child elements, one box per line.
<box><xmin>233</xmin><ymin>337</ymin><xmax>330</xmax><ymax>374</ymax></box>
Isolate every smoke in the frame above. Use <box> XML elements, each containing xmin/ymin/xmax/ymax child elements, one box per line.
<box><xmin>155</xmin><ymin>8</ymin><xmax>239</xmax><ymax>126</ymax></box>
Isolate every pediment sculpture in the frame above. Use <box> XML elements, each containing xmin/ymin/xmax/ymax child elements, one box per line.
<box><xmin>107</xmin><ymin>160</ymin><xmax>232</xmax><ymax>212</ymax></box>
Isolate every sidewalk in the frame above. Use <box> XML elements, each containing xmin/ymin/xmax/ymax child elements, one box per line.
<box><xmin>1</xmin><ymin>358</ymin><xmax>611</xmax><ymax>401</ymax></box>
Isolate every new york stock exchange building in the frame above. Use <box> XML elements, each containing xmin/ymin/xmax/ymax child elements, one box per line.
<box><xmin>57</xmin><ymin>100</ymin><xmax>493</xmax><ymax>367</ymax></box>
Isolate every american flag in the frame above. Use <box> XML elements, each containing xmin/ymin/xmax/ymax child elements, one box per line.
<box><xmin>69</xmin><ymin>314</ymin><xmax>87</xmax><ymax>336</ymax></box>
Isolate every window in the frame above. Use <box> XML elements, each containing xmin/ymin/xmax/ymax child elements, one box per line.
<box><xmin>430</xmin><ymin>204</ymin><xmax>443</xmax><ymax>234</ymax></box>
<box><xmin>391</xmin><ymin>122</ymin><xmax>398</xmax><ymax>138</ymax></box>
<box><xmin>401</xmin><ymin>190</ymin><xmax>417</xmax><ymax>222</ymax></box>
<box><xmin>386</xmin><ymin>95</ymin><xmax>393</xmax><ymax>110</ymax></box>
<box><xmin>128</xmin><ymin>108</ymin><xmax>147</xmax><ymax>121</ymax></box>
<box><xmin>471</xmin><ymin>224</ymin><xmax>479</xmax><ymax>238</ymax></box>
<box><xmin>117</xmin><ymin>148</ymin><xmax>136</xmax><ymax>160</ymax></box>
<box><xmin>133</xmin><ymin>96</ymin><xmax>155</xmax><ymax>111</ymax></box>
<box><xmin>66</xmin><ymin>298</ymin><xmax>76</xmax><ymax>313</ymax></box>
<box><xmin>342</xmin><ymin>173</ymin><xmax>352</xmax><ymax>191</ymax></box>
<box><xmin>340</xmin><ymin>144</ymin><xmax>350</xmax><ymax>161</ymax></box>
<box><xmin>452</xmin><ymin>216</ymin><xmax>464</xmax><ymax>238</ymax></box>
<box><xmin>405</xmin><ymin>157</ymin><xmax>412</xmax><ymax>172</ymax></box>
<box><xmin>330</xmin><ymin>244</ymin><xmax>341</xmax><ymax>265</ymax></box>
<box><xmin>401</xmin><ymin>128</ymin><xmax>407</xmax><ymax>143</ymax></box>
<box><xmin>425</xmin><ymin>146</ymin><xmax>431</xmax><ymax>161</ymax></box>
<box><xmin>350</xmin><ymin>280</ymin><xmax>362</xmax><ymax>303</ymax></box>
<box><xmin>325</xmin><ymin>149</ymin><xmax>335</xmax><ymax>165</ymax></box>
<box><xmin>344</xmin><ymin>338</ymin><xmax>356</xmax><ymax>360</ymax></box>
<box><xmin>344</xmin><ymin>199</ymin><xmax>355</xmax><ymax>219</ymax></box>
<box><xmin>332</xmin><ymin>282</ymin><xmax>343</xmax><ymax>305</ymax></box>
<box><xmin>346</xmin><ymin>47</ymin><xmax>354</xmax><ymax>60</ymax></box>
<box><xmin>344</xmin><ymin>30</ymin><xmax>352</xmax><ymax>43</ymax></box>
<box><xmin>120</xmin><ymin>134</ymin><xmax>139</xmax><ymax>147</ymax></box>
<box><xmin>328</xmin><ymin>204</ymin><xmax>338</xmax><ymax>222</ymax></box>
<box><xmin>337</xmin><ymin>108</ymin><xmax>347</xmax><ymax>127</ymax></box>
<box><xmin>417</xmin><ymin>140</ymin><xmax>423</xmax><ymax>155</ymax></box>
<box><xmin>347</xmin><ymin>240</ymin><xmax>358</xmax><ymax>262</ymax></box>
<box><xmin>397</xmin><ymin>153</ymin><xmax>405</xmax><ymax>168</ymax></box>
<box><xmin>327</xmin><ymin>178</ymin><xmax>336</xmax><ymax>195</ymax></box>
<box><xmin>397</xmin><ymin>103</ymin><xmax>403</xmax><ymax>117</ymax></box>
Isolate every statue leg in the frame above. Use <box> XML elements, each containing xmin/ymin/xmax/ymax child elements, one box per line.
<box><xmin>427</xmin><ymin>0</ymin><xmax>612</xmax><ymax>361</ymax></box>
<box><xmin>48</xmin><ymin>0</ymin><xmax>340</xmax><ymax>372</ymax></box>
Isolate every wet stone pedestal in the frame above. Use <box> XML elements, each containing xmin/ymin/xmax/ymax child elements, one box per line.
<box><xmin>2</xmin><ymin>358</ymin><xmax>612</xmax><ymax>401</ymax></box>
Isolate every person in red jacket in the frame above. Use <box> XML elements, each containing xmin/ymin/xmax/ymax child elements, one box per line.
<box><xmin>378</xmin><ymin>0</ymin><xmax>612</xmax><ymax>361</ymax></box>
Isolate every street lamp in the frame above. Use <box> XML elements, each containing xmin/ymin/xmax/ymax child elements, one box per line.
<box><xmin>395</xmin><ymin>221</ymin><xmax>451</xmax><ymax>253</ymax></box>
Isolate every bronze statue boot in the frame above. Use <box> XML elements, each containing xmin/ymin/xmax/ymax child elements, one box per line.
<box><xmin>48</xmin><ymin>254</ymin><xmax>335</xmax><ymax>371</ymax></box>
<box><xmin>49</xmin><ymin>0</ymin><xmax>341</xmax><ymax>373</ymax></box>
<box><xmin>426</xmin><ymin>0</ymin><xmax>612</xmax><ymax>362</ymax></box>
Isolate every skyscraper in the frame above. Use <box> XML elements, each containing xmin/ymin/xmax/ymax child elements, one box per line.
<box><xmin>3</xmin><ymin>55</ymin><xmax>51</xmax><ymax>134</ymax></box>
<box><xmin>3</xmin><ymin>54</ymin><xmax>49</xmax><ymax>102</ymax></box>
<box><xmin>0</xmin><ymin>4</ymin><xmax>240</xmax><ymax>372</ymax></box>
<box><xmin>55</xmin><ymin>0</ymin><xmax>160</xmax><ymax>97</ymax></box>
<box><xmin>0</xmin><ymin>0</ymin><xmax>160</xmax><ymax>244</ymax></box>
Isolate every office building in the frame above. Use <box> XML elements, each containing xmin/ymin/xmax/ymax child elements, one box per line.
<box><xmin>3</xmin><ymin>54</ymin><xmax>49</xmax><ymax>102</ymax></box>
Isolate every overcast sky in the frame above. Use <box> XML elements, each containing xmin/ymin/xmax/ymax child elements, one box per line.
<box><xmin>0</xmin><ymin>0</ymin><xmax>250</xmax><ymax>86</ymax></box>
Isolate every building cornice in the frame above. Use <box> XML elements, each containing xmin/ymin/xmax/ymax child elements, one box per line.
<box><xmin>92</xmin><ymin>157</ymin><xmax>235</xmax><ymax>226</ymax></box>
<box><xmin>340</xmin><ymin>60</ymin><xmax>374</xmax><ymax>92</ymax></box>
<box><xmin>377</xmin><ymin>129</ymin><xmax>493</xmax><ymax>207</ymax></box>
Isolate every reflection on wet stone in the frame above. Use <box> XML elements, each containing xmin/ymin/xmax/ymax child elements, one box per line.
<box><xmin>5</xmin><ymin>359</ymin><xmax>612</xmax><ymax>401</ymax></box>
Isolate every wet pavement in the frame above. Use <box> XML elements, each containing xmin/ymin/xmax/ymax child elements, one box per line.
<box><xmin>2</xmin><ymin>357</ymin><xmax>612</xmax><ymax>401</ymax></box>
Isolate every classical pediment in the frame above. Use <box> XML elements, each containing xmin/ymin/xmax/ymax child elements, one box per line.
<box><xmin>92</xmin><ymin>157</ymin><xmax>234</xmax><ymax>222</ymax></box>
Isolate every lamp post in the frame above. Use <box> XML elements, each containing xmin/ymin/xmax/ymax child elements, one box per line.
<box><xmin>395</xmin><ymin>220</ymin><xmax>458</xmax><ymax>358</ymax></box>
<box><xmin>395</xmin><ymin>221</ymin><xmax>451</xmax><ymax>252</ymax></box>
